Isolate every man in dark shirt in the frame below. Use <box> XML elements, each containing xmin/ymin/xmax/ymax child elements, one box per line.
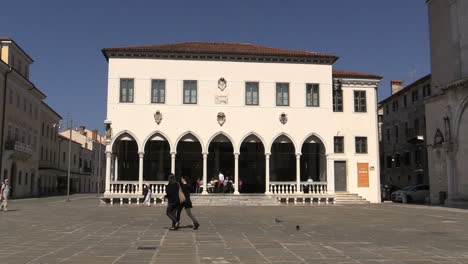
<box><xmin>165</xmin><ymin>174</ymin><xmax>180</xmax><ymax>230</ymax></box>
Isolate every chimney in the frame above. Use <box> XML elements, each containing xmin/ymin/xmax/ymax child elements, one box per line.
<box><xmin>92</xmin><ymin>129</ymin><xmax>98</xmax><ymax>141</ymax></box>
<box><xmin>79</xmin><ymin>126</ymin><xmax>86</xmax><ymax>135</ymax></box>
<box><xmin>391</xmin><ymin>80</ymin><xmax>403</xmax><ymax>95</ymax></box>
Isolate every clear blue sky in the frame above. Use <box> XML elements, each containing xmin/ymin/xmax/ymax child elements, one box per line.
<box><xmin>1</xmin><ymin>0</ymin><xmax>430</xmax><ymax>133</ymax></box>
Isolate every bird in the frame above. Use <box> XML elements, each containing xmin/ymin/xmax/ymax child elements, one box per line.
<box><xmin>296</xmin><ymin>225</ymin><xmax>300</xmax><ymax>231</ymax></box>
<box><xmin>274</xmin><ymin>218</ymin><xmax>283</xmax><ymax>223</ymax></box>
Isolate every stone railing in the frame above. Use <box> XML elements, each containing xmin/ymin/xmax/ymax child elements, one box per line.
<box><xmin>270</xmin><ymin>181</ymin><xmax>328</xmax><ymax>195</ymax></box>
<box><xmin>110</xmin><ymin>181</ymin><xmax>139</xmax><ymax>194</ymax></box>
<box><xmin>109</xmin><ymin>181</ymin><xmax>167</xmax><ymax>195</ymax></box>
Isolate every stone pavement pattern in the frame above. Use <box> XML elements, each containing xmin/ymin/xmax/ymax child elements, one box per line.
<box><xmin>1</xmin><ymin>195</ymin><xmax>468</xmax><ymax>264</ymax></box>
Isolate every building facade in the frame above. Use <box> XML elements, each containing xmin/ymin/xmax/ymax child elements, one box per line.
<box><xmin>426</xmin><ymin>0</ymin><xmax>468</xmax><ymax>205</ymax></box>
<box><xmin>380</xmin><ymin>76</ymin><xmax>431</xmax><ymax>189</ymax></box>
<box><xmin>0</xmin><ymin>37</ymin><xmax>105</xmax><ymax>198</ymax></box>
<box><xmin>102</xmin><ymin>42</ymin><xmax>382</xmax><ymax>202</ymax></box>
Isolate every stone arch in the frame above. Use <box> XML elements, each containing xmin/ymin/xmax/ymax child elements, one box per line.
<box><xmin>142</xmin><ymin>131</ymin><xmax>174</xmax><ymax>153</ymax></box>
<box><xmin>268</xmin><ymin>132</ymin><xmax>297</xmax><ymax>153</ymax></box>
<box><xmin>299</xmin><ymin>133</ymin><xmax>327</xmax><ymax>154</ymax></box>
<box><xmin>454</xmin><ymin>96</ymin><xmax>468</xmax><ymax>142</ymax></box>
<box><xmin>237</xmin><ymin>132</ymin><xmax>267</xmax><ymax>153</ymax></box>
<box><xmin>206</xmin><ymin>131</ymin><xmax>237</xmax><ymax>154</ymax></box>
<box><xmin>110</xmin><ymin>130</ymin><xmax>141</xmax><ymax>153</ymax></box>
<box><xmin>174</xmin><ymin>131</ymin><xmax>206</xmax><ymax>153</ymax></box>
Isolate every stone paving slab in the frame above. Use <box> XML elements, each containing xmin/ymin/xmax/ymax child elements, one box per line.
<box><xmin>1</xmin><ymin>195</ymin><xmax>468</xmax><ymax>263</ymax></box>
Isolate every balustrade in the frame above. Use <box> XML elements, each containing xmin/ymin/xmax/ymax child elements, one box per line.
<box><xmin>270</xmin><ymin>181</ymin><xmax>328</xmax><ymax>195</ymax></box>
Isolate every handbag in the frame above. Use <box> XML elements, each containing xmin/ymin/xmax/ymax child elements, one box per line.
<box><xmin>178</xmin><ymin>183</ymin><xmax>186</xmax><ymax>204</ymax></box>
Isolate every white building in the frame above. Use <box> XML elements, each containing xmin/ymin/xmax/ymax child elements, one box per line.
<box><xmin>102</xmin><ymin>42</ymin><xmax>382</xmax><ymax>202</ymax></box>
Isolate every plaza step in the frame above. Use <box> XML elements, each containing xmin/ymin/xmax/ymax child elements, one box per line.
<box><xmin>334</xmin><ymin>192</ymin><xmax>369</xmax><ymax>204</ymax></box>
<box><xmin>190</xmin><ymin>194</ymin><xmax>280</xmax><ymax>206</ymax></box>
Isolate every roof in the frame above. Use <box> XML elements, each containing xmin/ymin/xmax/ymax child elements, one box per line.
<box><xmin>102</xmin><ymin>41</ymin><xmax>338</xmax><ymax>61</ymax></box>
<box><xmin>0</xmin><ymin>37</ymin><xmax>34</xmax><ymax>62</ymax></box>
<box><xmin>58</xmin><ymin>134</ymin><xmax>81</xmax><ymax>145</ymax></box>
<box><xmin>379</xmin><ymin>74</ymin><xmax>431</xmax><ymax>105</ymax></box>
<box><xmin>332</xmin><ymin>70</ymin><xmax>383</xmax><ymax>80</ymax></box>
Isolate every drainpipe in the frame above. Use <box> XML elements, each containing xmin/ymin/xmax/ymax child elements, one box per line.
<box><xmin>0</xmin><ymin>66</ymin><xmax>13</xmax><ymax>180</ymax></box>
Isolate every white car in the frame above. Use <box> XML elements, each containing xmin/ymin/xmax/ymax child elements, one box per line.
<box><xmin>391</xmin><ymin>184</ymin><xmax>430</xmax><ymax>203</ymax></box>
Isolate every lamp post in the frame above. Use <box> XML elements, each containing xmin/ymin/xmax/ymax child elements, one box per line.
<box><xmin>54</xmin><ymin>116</ymin><xmax>73</xmax><ymax>202</ymax></box>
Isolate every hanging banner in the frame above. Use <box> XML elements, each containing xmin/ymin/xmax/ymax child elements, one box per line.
<box><xmin>357</xmin><ymin>163</ymin><xmax>369</xmax><ymax>187</ymax></box>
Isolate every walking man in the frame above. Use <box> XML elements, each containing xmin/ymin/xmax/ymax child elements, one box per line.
<box><xmin>1</xmin><ymin>179</ymin><xmax>11</xmax><ymax>212</ymax></box>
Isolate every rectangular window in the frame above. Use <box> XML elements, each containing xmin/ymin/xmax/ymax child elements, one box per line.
<box><xmin>395</xmin><ymin>154</ymin><xmax>401</xmax><ymax>167</ymax></box>
<box><xmin>183</xmin><ymin>80</ymin><xmax>197</xmax><ymax>104</ymax></box>
<box><xmin>333</xmin><ymin>89</ymin><xmax>343</xmax><ymax>112</ymax></box>
<box><xmin>245</xmin><ymin>82</ymin><xmax>259</xmax><ymax>105</ymax></box>
<box><xmin>151</xmin><ymin>79</ymin><xmax>165</xmax><ymax>103</ymax></box>
<box><xmin>405</xmin><ymin>122</ymin><xmax>409</xmax><ymax>136</ymax></box>
<box><xmin>354</xmin><ymin>91</ymin><xmax>367</xmax><ymax>112</ymax></box>
<box><xmin>427</xmin><ymin>85</ymin><xmax>431</xmax><ymax>96</ymax></box>
<box><xmin>404</xmin><ymin>152</ymin><xmax>411</xmax><ymax>166</ymax></box>
<box><xmin>385</xmin><ymin>104</ymin><xmax>389</xmax><ymax>115</ymax></box>
<box><xmin>334</xmin><ymin>136</ymin><xmax>344</xmax><ymax>153</ymax></box>
<box><xmin>355</xmin><ymin>137</ymin><xmax>368</xmax><ymax>154</ymax></box>
<box><xmin>119</xmin><ymin>78</ymin><xmax>134</xmax><ymax>103</ymax></box>
<box><xmin>306</xmin><ymin>84</ymin><xmax>319</xmax><ymax>107</ymax></box>
<box><xmin>276</xmin><ymin>83</ymin><xmax>289</xmax><ymax>106</ymax></box>
<box><xmin>63</xmin><ymin>152</ymin><xmax>66</xmax><ymax>163</ymax></box>
<box><xmin>403</xmin><ymin>95</ymin><xmax>407</xmax><ymax>107</ymax></box>
<box><xmin>395</xmin><ymin>125</ymin><xmax>399</xmax><ymax>140</ymax></box>
<box><xmin>386</xmin><ymin>156</ymin><xmax>392</xmax><ymax>169</ymax></box>
<box><xmin>386</xmin><ymin>129</ymin><xmax>390</xmax><ymax>142</ymax></box>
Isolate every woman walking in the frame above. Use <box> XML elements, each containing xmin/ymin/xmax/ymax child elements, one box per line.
<box><xmin>164</xmin><ymin>174</ymin><xmax>180</xmax><ymax>230</ymax></box>
<box><xmin>177</xmin><ymin>176</ymin><xmax>200</xmax><ymax>230</ymax></box>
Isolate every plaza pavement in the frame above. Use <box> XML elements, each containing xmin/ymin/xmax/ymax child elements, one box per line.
<box><xmin>1</xmin><ymin>195</ymin><xmax>468</xmax><ymax>264</ymax></box>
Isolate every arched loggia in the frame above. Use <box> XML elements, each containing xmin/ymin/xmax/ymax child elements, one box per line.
<box><xmin>175</xmin><ymin>133</ymin><xmax>203</xmax><ymax>183</ymax></box>
<box><xmin>300</xmin><ymin>135</ymin><xmax>327</xmax><ymax>182</ymax></box>
<box><xmin>270</xmin><ymin>134</ymin><xmax>296</xmax><ymax>182</ymax></box>
<box><xmin>239</xmin><ymin>134</ymin><xmax>265</xmax><ymax>193</ymax></box>
<box><xmin>111</xmin><ymin>132</ymin><xmax>139</xmax><ymax>181</ymax></box>
<box><xmin>143</xmin><ymin>133</ymin><xmax>171</xmax><ymax>181</ymax></box>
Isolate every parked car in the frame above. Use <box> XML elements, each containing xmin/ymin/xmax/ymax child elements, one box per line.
<box><xmin>391</xmin><ymin>184</ymin><xmax>430</xmax><ymax>203</ymax></box>
<box><xmin>381</xmin><ymin>184</ymin><xmax>400</xmax><ymax>201</ymax></box>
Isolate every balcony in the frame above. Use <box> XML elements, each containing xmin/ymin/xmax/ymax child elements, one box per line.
<box><xmin>406</xmin><ymin>128</ymin><xmax>424</xmax><ymax>144</ymax></box>
<box><xmin>5</xmin><ymin>140</ymin><xmax>33</xmax><ymax>160</ymax></box>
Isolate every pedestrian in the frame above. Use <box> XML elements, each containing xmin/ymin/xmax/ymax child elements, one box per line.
<box><xmin>177</xmin><ymin>176</ymin><xmax>200</xmax><ymax>230</ymax></box>
<box><xmin>164</xmin><ymin>174</ymin><xmax>181</xmax><ymax>230</ymax></box>
<box><xmin>217</xmin><ymin>171</ymin><xmax>225</xmax><ymax>193</ymax></box>
<box><xmin>1</xmin><ymin>179</ymin><xmax>11</xmax><ymax>212</ymax></box>
<box><xmin>142</xmin><ymin>184</ymin><xmax>152</xmax><ymax>206</ymax></box>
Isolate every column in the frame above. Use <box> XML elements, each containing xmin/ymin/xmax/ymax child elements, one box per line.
<box><xmin>202</xmin><ymin>153</ymin><xmax>208</xmax><ymax>194</ymax></box>
<box><xmin>296</xmin><ymin>153</ymin><xmax>302</xmax><ymax>194</ymax></box>
<box><xmin>105</xmin><ymin>151</ymin><xmax>112</xmax><ymax>195</ymax></box>
<box><xmin>326</xmin><ymin>156</ymin><xmax>335</xmax><ymax>194</ymax></box>
<box><xmin>170</xmin><ymin>152</ymin><xmax>176</xmax><ymax>174</ymax></box>
<box><xmin>115</xmin><ymin>156</ymin><xmax>118</xmax><ymax>181</ymax></box>
<box><xmin>265</xmin><ymin>153</ymin><xmax>271</xmax><ymax>194</ymax></box>
<box><xmin>138</xmin><ymin>152</ymin><xmax>144</xmax><ymax>192</ymax></box>
<box><xmin>234</xmin><ymin>153</ymin><xmax>239</xmax><ymax>195</ymax></box>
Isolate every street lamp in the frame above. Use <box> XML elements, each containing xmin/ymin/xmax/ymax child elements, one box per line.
<box><xmin>86</xmin><ymin>136</ymin><xmax>102</xmax><ymax>196</ymax></box>
<box><xmin>54</xmin><ymin>117</ymin><xmax>73</xmax><ymax>202</ymax></box>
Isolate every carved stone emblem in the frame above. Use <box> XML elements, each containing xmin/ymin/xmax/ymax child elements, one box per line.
<box><xmin>218</xmin><ymin>77</ymin><xmax>227</xmax><ymax>91</ymax></box>
<box><xmin>105</xmin><ymin>123</ymin><xmax>112</xmax><ymax>139</ymax></box>
<box><xmin>154</xmin><ymin>110</ymin><xmax>163</xmax><ymax>125</ymax></box>
<box><xmin>279</xmin><ymin>112</ymin><xmax>288</xmax><ymax>125</ymax></box>
<box><xmin>217</xmin><ymin>112</ymin><xmax>226</xmax><ymax>126</ymax></box>
<box><xmin>215</xmin><ymin>95</ymin><xmax>228</xmax><ymax>104</ymax></box>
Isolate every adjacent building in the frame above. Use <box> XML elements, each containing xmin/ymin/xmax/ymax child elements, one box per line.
<box><xmin>379</xmin><ymin>76</ymin><xmax>431</xmax><ymax>189</ymax></box>
<box><xmin>426</xmin><ymin>0</ymin><xmax>468</xmax><ymax>205</ymax></box>
<box><xmin>102</xmin><ymin>42</ymin><xmax>383</xmax><ymax>202</ymax></box>
<box><xmin>0</xmin><ymin>37</ymin><xmax>105</xmax><ymax>198</ymax></box>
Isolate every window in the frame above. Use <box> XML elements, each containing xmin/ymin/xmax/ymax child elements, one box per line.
<box><xmin>119</xmin><ymin>78</ymin><xmax>134</xmax><ymax>103</ymax></box>
<box><xmin>411</xmin><ymin>90</ymin><xmax>419</xmax><ymax>102</ymax></box>
<box><xmin>404</xmin><ymin>152</ymin><xmax>411</xmax><ymax>166</ymax></box>
<box><xmin>14</xmin><ymin>128</ymin><xmax>19</xmax><ymax>141</ymax></box>
<box><xmin>395</xmin><ymin>154</ymin><xmax>401</xmax><ymax>167</ymax></box>
<box><xmin>386</xmin><ymin>156</ymin><xmax>392</xmax><ymax>168</ymax></box>
<box><xmin>73</xmin><ymin>154</ymin><xmax>77</xmax><ymax>165</ymax></box>
<box><xmin>395</xmin><ymin>125</ymin><xmax>399</xmax><ymax>140</ymax></box>
<box><xmin>355</xmin><ymin>137</ymin><xmax>368</xmax><ymax>154</ymax></box>
<box><xmin>18</xmin><ymin>171</ymin><xmax>22</xmax><ymax>185</ymax></box>
<box><xmin>245</xmin><ymin>82</ymin><xmax>259</xmax><ymax>105</ymax></box>
<box><xmin>333</xmin><ymin>89</ymin><xmax>343</xmax><ymax>112</ymax></box>
<box><xmin>354</xmin><ymin>91</ymin><xmax>367</xmax><ymax>112</ymax></box>
<box><xmin>276</xmin><ymin>83</ymin><xmax>289</xmax><ymax>106</ymax></box>
<box><xmin>385</xmin><ymin>104</ymin><xmax>389</xmax><ymax>115</ymax></box>
<box><xmin>7</xmin><ymin>125</ymin><xmax>12</xmax><ymax>140</ymax></box>
<box><xmin>41</xmin><ymin>146</ymin><xmax>44</xmax><ymax>160</ymax></box>
<box><xmin>427</xmin><ymin>85</ymin><xmax>431</xmax><ymax>96</ymax></box>
<box><xmin>25</xmin><ymin>173</ymin><xmax>28</xmax><ymax>185</ymax></box>
<box><xmin>63</xmin><ymin>152</ymin><xmax>66</xmax><ymax>163</ymax></box>
<box><xmin>151</xmin><ymin>79</ymin><xmax>165</xmax><ymax>103</ymax></box>
<box><xmin>414</xmin><ymin>118</ymin><xmax>420</xmax><ymax>135</ymax></box>
<box><xmin>45</xmin><ymin>147</ymin><xmax>48</xmax><ymax>161</ymax></box>
<box><xmin>183</xmin><ymin>80</ymin><xmax>197</xmax><ymax>104</ymax></box>
<box><xmin>392</xmin><ymin>100</ymin><xmax>398</xmax><ymax>111</ymax></box>
<box><xmin>386</xmin><ymin>129</ymin><xmax>390</xmax><ymax>142</ymax></box>
<box><xmin>414</xmin><ymin>150</ymin><xmax>421</xmax><ymax>165</ymax></box>
<box><xmin>403</xmin><ymin>95</ymin><xmax>407</xmax><ymax>107</ymax></box>
<box><xmin>404</xmin><ymin>122</ymin><xmax>409</xmax><ymax>137</ymax></box>
<box><xmin>334</xmin><ymin>136</ymin><xmax>344</xmax><ymax>153</ymax></box>
<box><xmin>306</xmin><ymin>84</ymin><xmax>319</xmax><ymax>107</ymax></box>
